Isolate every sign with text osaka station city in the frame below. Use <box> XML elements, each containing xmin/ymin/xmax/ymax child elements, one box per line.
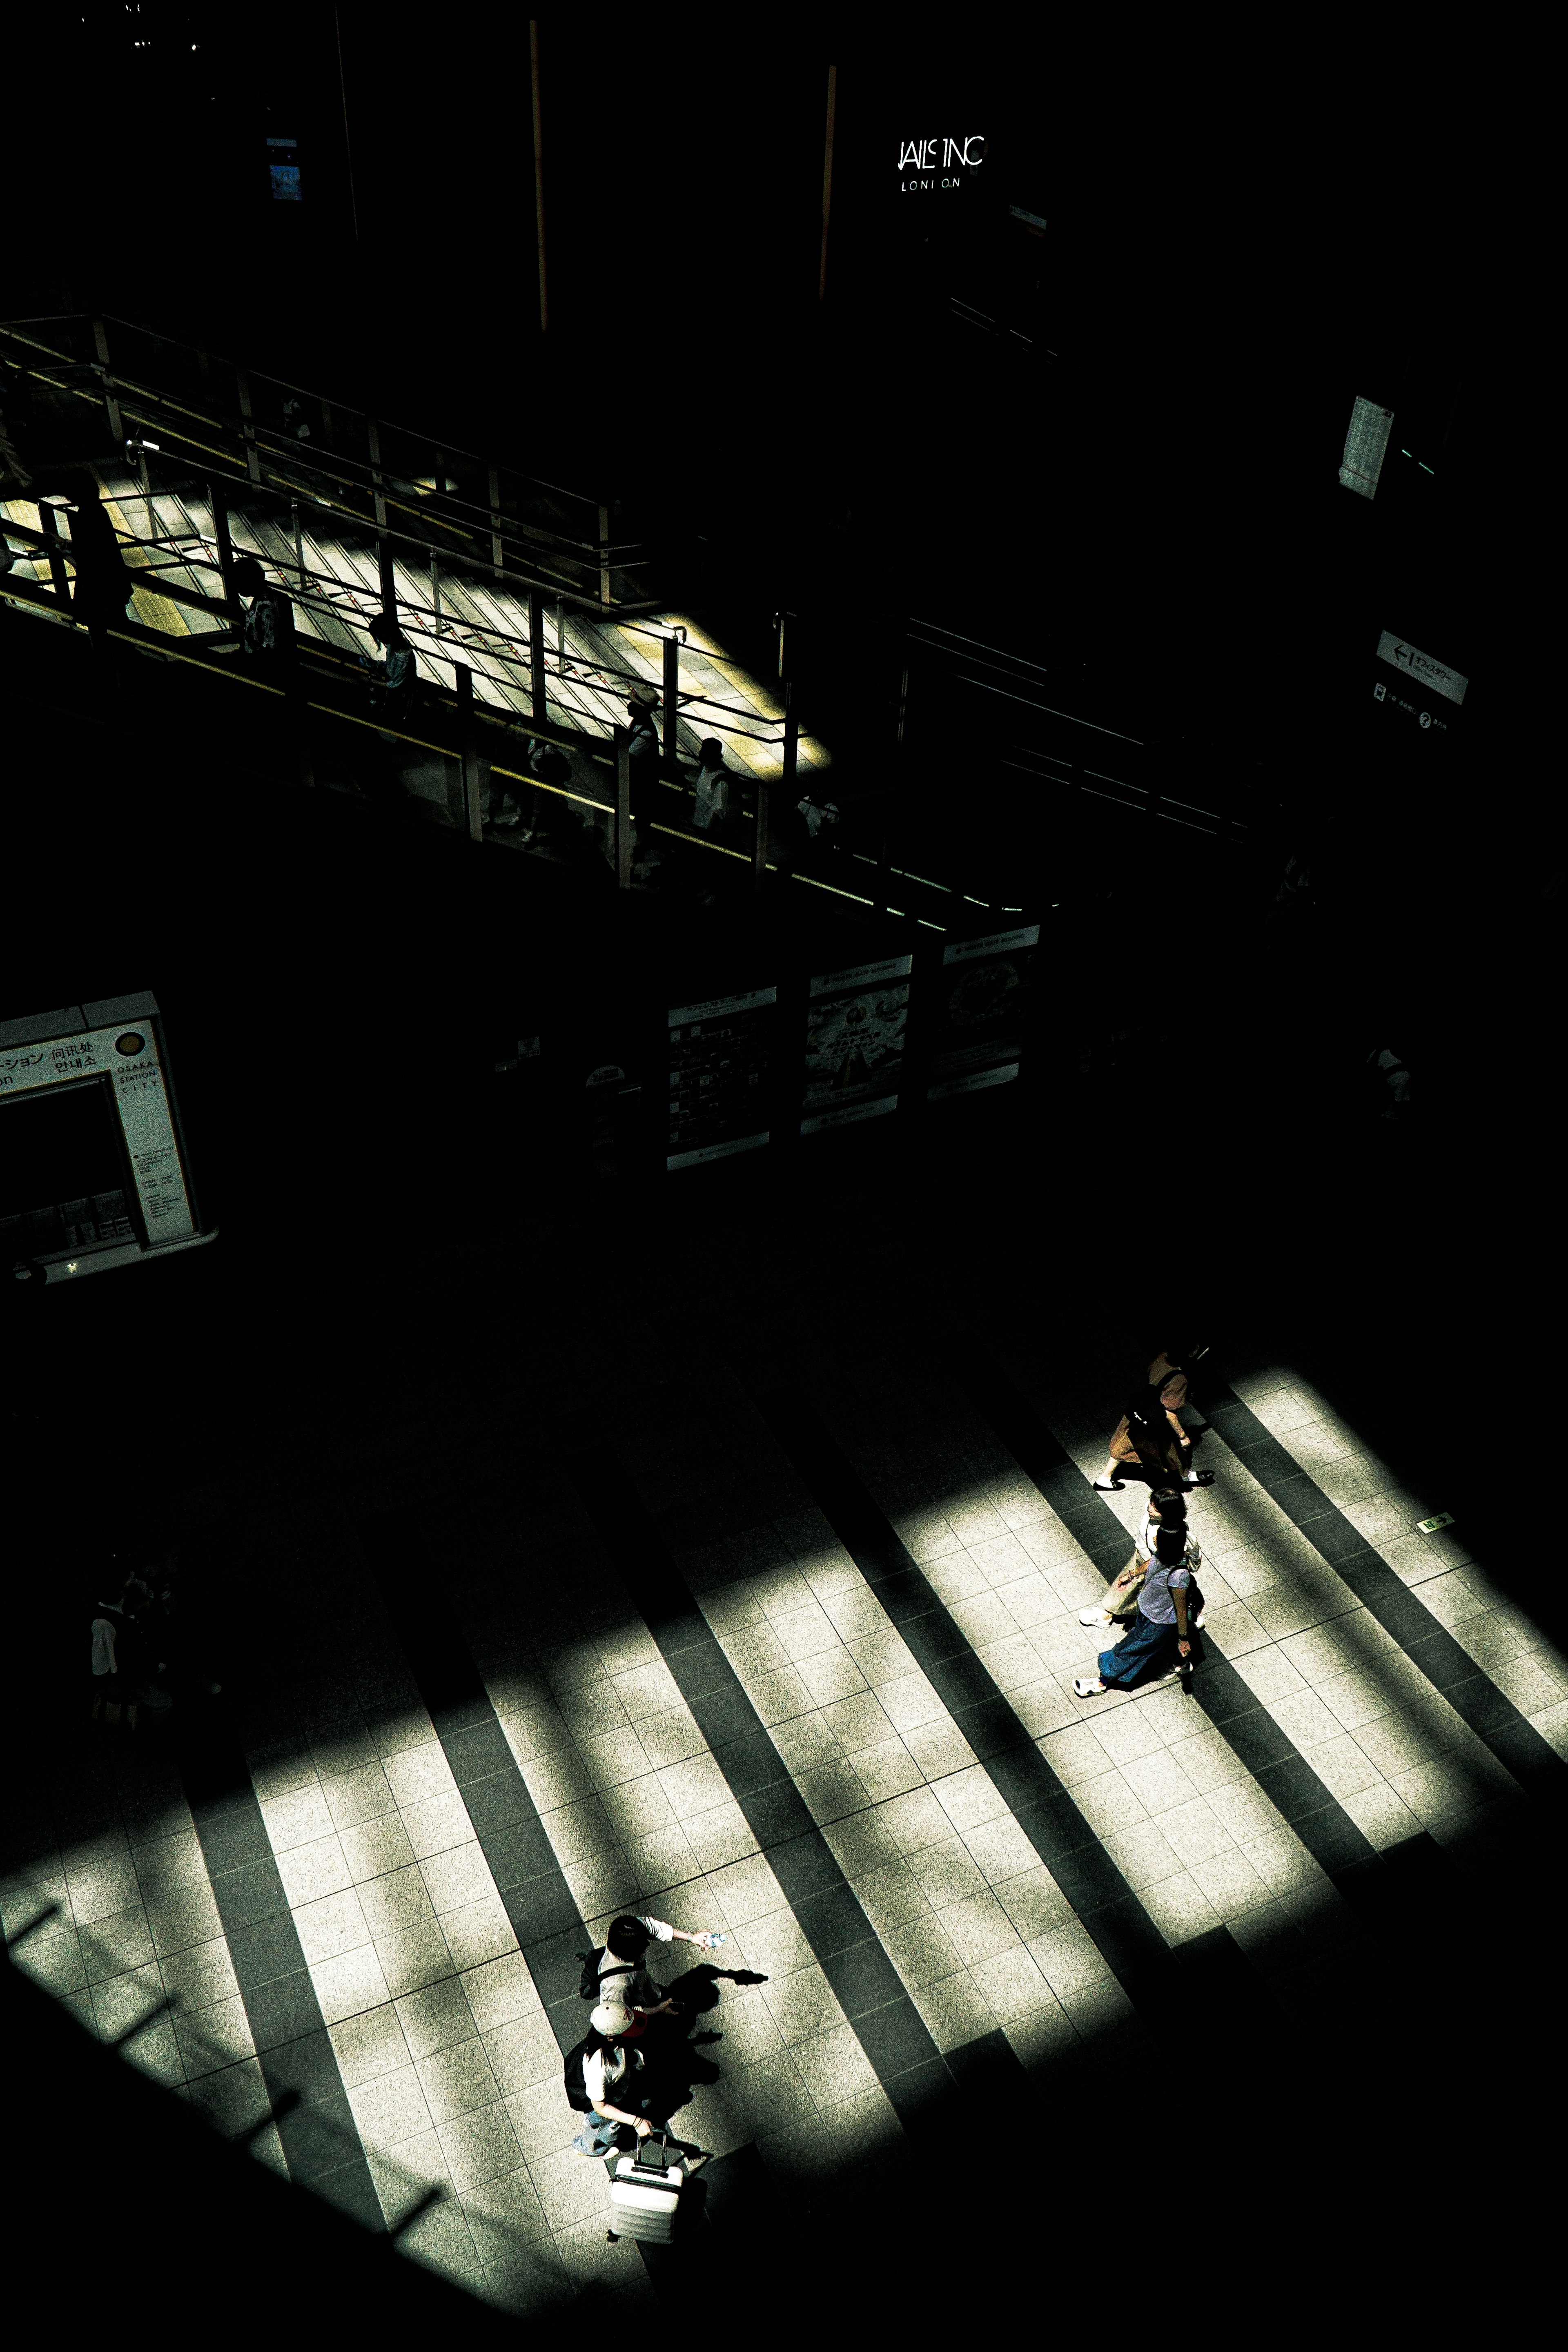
<box><xmin>899</xmin><ymin>133</ymin><xmax>987</xmax><ymax>192</ymax></box>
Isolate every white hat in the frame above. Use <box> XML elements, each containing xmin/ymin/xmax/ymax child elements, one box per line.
<box><xmin>591</xmin><ymin>1998</ymin><xmax>633</xmax><ymax>2037</ymax></box>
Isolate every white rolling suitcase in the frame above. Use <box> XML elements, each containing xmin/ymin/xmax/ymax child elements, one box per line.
<box><xmin>606</xmin><ymin>2136</ymin><xmax>686</xmax><ymax>2244</ymax></box>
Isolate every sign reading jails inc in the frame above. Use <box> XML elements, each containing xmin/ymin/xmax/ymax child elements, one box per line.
<box><xmin>802</xmin><ymin>955</ymin><xmax>913</xmax><ymax>1136</ymax></box>
<box><xmin>1340</xmin><ymin>395</ymin><xmax>1394</xmax><ymax>499</ymax></box>
<box><xmin>0</xmin><ymin>1020</ymin><xmax>196</xmax><ymax>1243</ymax></box>
<box><xmin>927</xmin><ymin>925</ymin><xmax>1039</xmax><ymax>1102</ymax></box>
<box><xmin>899</xmin><ymin>132</ymin><xmax>986</xmax><ymax>193</ymax></box>
<box><xmin>1375</xmin><ymin>630</ymin><xmax>1468</xmax><ymax>708</ymax></box>
<box><xmin>666</xmin><ymin>987</ymin><xmax>775</xmax><ymax>1172</ymax></box>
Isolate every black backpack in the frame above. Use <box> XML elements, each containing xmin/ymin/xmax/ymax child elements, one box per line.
<box><xmin>577</xmin><ymin>1947</ymin><xmax>637</xmax><ymax>2001</ymax></box>
<box><xmin>564</xmin><ymin>2028</ymin><xmax>642</xmax><ymax>2114</ymax></box>
<box><xmin>564</xmin><ymin>2029</ymin><xmax>605</xmax><ymax>2114</ymax></box>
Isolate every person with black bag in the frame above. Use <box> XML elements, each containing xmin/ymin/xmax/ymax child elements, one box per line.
<box><xmin>1074</xmin><ymin>1523</ymin><xmax>1197</xmax><ymax>1697</ymax></box>
<box><xmin>1078</xmin><ymin>1486</ymin><xmax>1207</xmax><ymax>1633</ymax></box>
<box><xmin>1094</xmin><ymin>1342</ymin><xmax>1214</xmax><ymax>1492</ymax></box>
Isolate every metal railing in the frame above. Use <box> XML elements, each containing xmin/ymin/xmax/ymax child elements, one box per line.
<box><xmin>0</xmin><ymin>313</ymin><xmax>659</xmax><ymax>617</ymax></box>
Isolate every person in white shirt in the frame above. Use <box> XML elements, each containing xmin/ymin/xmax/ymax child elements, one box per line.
<box><xmin>1075</xmin><ymin>1524</ymin><xmax>1195</xmax><ymax>1697</ymax></box>
<box><xmin>690</xmin><ymin>737</ymin><xmax>731</xmax><ymax>836</ymax></box>
<box><xmin>1078</xmin><ymin>1488</ymin><xmax>1205</xmax><ymax>1630</ymax></box>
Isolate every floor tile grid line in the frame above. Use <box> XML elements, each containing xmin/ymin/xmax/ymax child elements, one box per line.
<box><xmin>2</xmin><ymin>1750</ymin><xmax>299</xmax><ymax>2171</ymax></box>
<box><xmin>235</xmin><ymin>1494</ymin><xmax>607</xmax><ymax>2294</ymax></box>
<box><xmin>581</xmin><ymin>1406</ymin><xmax>1176</xmax><ymax>2070</ymax></box>
<box><xmin>411</xmin><ymin>1477</ymin><xmax>913</xmax><ymax>2191</ymax></box>
<box><xmin>180</xmin><ymin>1757</ymin><xmax>386</xmax><ymax>2231</ymax></box>
<box><xmin>944</xmin><ymin>1329</ymin><xmax>1532</xmax><ymax>1860</ymax></box>
<box><xmin>1033</xmin><ymin>1327</ymin><xmax>1559</xmax><ymax>1832</ymax></box>
<box><xmin>564</xmin><ymin>1446</ymin><xmax>1039</xmax><ymax>2163</ymax></box>
<box><xmin>922</xmin><ymin>1332</ymin><xmax>1397</xmax><ymax>1884</ymax></box>
<box><xmin>748</xmin><ymin>1385</ymin><xmax>1327</xmax><ymax>2084</ymax></box>
<box><xmin>350</xmin><ymin>1506</ymin><xmax>670</xmax><ymax>2281</ymax></box>
<box><xmin>756</xmin><ymin>1370</ymin><xmax>1411</xmax><ymax>2058</ymax></box>
<box><xmin>1051</xmin><ymin>1321</ymin><xmax>1568</xmax><ymax>1816</ymax></box>
<box><xmin>1218</xmin><ymin>1363</ymin><xmax>1524</xmax><ymax>1592</ymax></box>
<box><xmin>210</xmin><ymin>1502</ymin><xmax>531</xmax><ymax>2285</ymax></box>
<box><xmin>808</xmin><ymin>1352</ymin><xmax>1391</xmax><ymax>1940</ymax></box>
<box><xmin>355</xmin><ymin>1502</ymin><xmax>797</xmax><ymax>2297</ymax></box>
<box><xmin>1233</xmin><ymin>1373</ymin><xmax>1568</xmax><ymax>1751</ymax></box>
<box><xmin>940</xmin><ymin>1329</ymin><xmax>1568</xmax><ymax>1998</ymax></box>
<box><xmin>1198</xmin><ymin>1385</ymin><xmax>1568</xmax><ymax>1820</ymax></box>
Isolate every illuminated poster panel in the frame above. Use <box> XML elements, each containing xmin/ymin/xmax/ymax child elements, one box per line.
<box><xmin>926</xmin><ymin>925</ymin><xmax>1039</xmax><ymax>1101</ymax></box>
<box><xmin>801</xmin><ymin>954</ymin><xmax>913</xmax><ymax>1135</ymax></box>
<box><xmin>666</xmin><ymin>987</ymin><xmax>775</xmax><ymax>1170</ymax></box>
<box><xmin>1340</xmin><ymin>396</ymin><xmax>1394</xmax><ymax>498</ymax></box>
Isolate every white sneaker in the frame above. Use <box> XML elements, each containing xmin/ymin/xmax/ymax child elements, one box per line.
<box><xmin>1078</xmin><ymin>1607</ymin><xmax>1114</xmax><ymax>1628</ymax></box>
<box><xmin>1073</xmin><ymin>1677</ymin><xmax>1105</xmax><ymax>1697</ymax></box>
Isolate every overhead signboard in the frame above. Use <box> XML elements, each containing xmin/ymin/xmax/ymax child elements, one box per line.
<box><xmin>666</xmin><ymin>987</ymin><xmax>775</xmax><ymax>1170</ymax></box>
<box><xmin>1340</xmin><ymin>395</ymin><xmax>1394</xmax><ymax>498</ymax></box>
<box><xmin>802</xmin><ymin>954</ymin><xmax>913</xmax><ymax>1134</ymax></box>
<box><xmin>927</xmin><ymin>925</ymin><xmax>1039</xmax><ymax>1102</ymax></box>
<box><xmin>1374</xmin><ymin>630</ymin><xmax>1468</xmax><ymax>706</ymax></box>
<box><xmin>0</xmin><ymin>993</ymin><xmax>214</xmax><ymax>1281</ymax></box>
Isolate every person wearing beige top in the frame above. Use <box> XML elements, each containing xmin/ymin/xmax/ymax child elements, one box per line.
<box><xmin>1094</xmin><ymin>1343</ymin><xmax>1213</xmax><ymax>1492</ymax></box>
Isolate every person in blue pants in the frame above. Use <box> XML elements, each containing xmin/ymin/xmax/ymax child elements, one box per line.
<box><xmin>1074</xmin><ymin>1525</ymin><xmax>1193</xmax><ymax>1697</ymax></box>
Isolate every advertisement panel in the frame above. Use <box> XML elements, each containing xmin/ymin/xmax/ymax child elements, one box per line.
<box><xmin>667</xmin><ymin>987</ymin><xmax>775</xmax><ymax>1170</ymax></box>
<box><xmin>926</xmin><ymin>924</ymin><xmax>1039</xmax><ymax>1101</ymax></box>
<box><xmin>801</xmin><ymin>954</ymin><xmax>912</xmax><ymax>1135</ymax></box>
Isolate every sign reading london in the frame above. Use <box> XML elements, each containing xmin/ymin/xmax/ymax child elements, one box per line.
<box><xmin>899</xmin><ymin>134</ymin><xmax>986</xmax><ymax>192</ymax></box>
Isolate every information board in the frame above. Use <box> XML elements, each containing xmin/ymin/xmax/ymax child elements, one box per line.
<box><xmin>927</xmin><ymin>924</ymin><xmax>1039</xmax><ymax>1101</ymax></box>
<box><xmin>0</xmin><ymin>993</ymin><xmax>211</xmax><ymax>1279</ymax></box>
<box><xmin>667</xmin><ymin>987</ymin><xmax>775</xmax><ymax>1170</ymax></box>
<box><xmin>802</xmin><ymin>954</ymin><xmax>912</xmax><ymax>1134</ymax></box>
<box><xmin>1340</xmin><ymin>395</ymin><xmax>1394</xmax><ymax>499</ymax></box>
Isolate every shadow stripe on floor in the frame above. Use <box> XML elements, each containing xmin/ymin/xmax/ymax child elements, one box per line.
<box><xmin>1199</xmin><ymin>1384</ymin><xmax>1568</xmax><ymax>1826</ymax></box>
<box><xmin>931</xmin><ymin>1332</ymin><xmax>1557</xmax><ymax>1991</ymax></box>
<box><xmin>174</xmin><ymin>1701</ymin><xmax>384</xmax><ymax>2227</ymax></box>
<box><xmin>565</xmin><ymin>1446</ymin><xmax>1034</xmax><ymax>2157</ymax></box>
<box><xmin>356</xmin><ymin>1504</ymin><xmax>779</xmax><ymax>2304</ymax></box>
<box><xmin>747</xmin><ymin>1390</ymin><xmax>1315</xmax><ymax>2106</ymax></box>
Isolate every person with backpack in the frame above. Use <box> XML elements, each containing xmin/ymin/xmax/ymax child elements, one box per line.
<box><xmin>229</xmin><ymin>554</ymin><xmax>293</xmax><ymax>684</ymax></box>
<box><xmin>566</xmin><ymin>1998</ymin><xmax>663</xmax><ymax>2158</ymax></box>
<box><xmin>1074</xmin><ymin>1523</ymin><xmax>1196</xmax><ymax>1697</ymax></box>
<box><xmin>572</xmin><ymin>1913</ymin><xmax>768</xmax><ymax>2112</ymax></box>
<box><xmin>1078</xmin><ymin>1486</ymin><xmax>1207</xmax><ymax>1633</ymax></box>
<box><xmin>583</xmin><ymin>1913</ymin><xmax>751</xmax><ymax>2027</ymax></box>
<box><xmin>1094</xmin><ymin>1342</ymin><xmax>1214</xmax><ymax>1492</ymax></box>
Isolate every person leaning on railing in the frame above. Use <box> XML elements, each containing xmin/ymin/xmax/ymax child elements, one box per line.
<box><xmin>360</xmin><ymin>612</ymin><xmax>416</xmax><ymax>743</ymax></box>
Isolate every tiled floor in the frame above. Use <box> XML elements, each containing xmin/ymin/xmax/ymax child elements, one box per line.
<box><xmin>7</xmin><ymin>1151</ymin><xmax>1565</xmax><ymax>2320</ymax></box>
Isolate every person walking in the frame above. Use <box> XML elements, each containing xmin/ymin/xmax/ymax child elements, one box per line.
<box><xmin>689</xmin><ymin>737</ymin><xmax>732</xmax><ymax>841</ymax></box>
<box><xmin>571</xmin><ymin>1996</ymin><xmax>715</xmax><ymax>2163</ymax></box>
<box><xmin>90</xmin><ymin>1582</ymin><xmax>130</xmax><ymax>1726</ymax></box>
<box><xmin>361</xmin><ymin>612</ymin><xmax>416</xmax><ymax>742</ymax></box>
<box><xmin>1074</xmin><ymin>1523</ymin><xmax>1195</xmax><ymax>1696</ymax></box>
<box><xmin>1094</xmin><ymin>1342</ymin><xmax>1213</xmax><ymax>1492</ymax></box>
<box><xmin>624</xmin><ymin>682</ymin><xmax>662</xmax><ymax>848</ymax></box>
<box><xmin>229</xmin><ymin>554</ymin><xmax>293</xmax><ymax>685</ymax></box>
<box><xmin>1079</xmin><ymin>1486</ymin><xmax>1206</xmax><ymax>1632</ymax></box>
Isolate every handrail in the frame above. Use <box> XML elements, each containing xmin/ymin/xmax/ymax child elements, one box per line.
<box><xmin>1</xmin><ymin>312</ymin><xmax>610</xmax><ymax>513</ymax></box>
<box><xmin>0</xmin><ymin>570</ymin><xmax>927</xmax><ymax>918</ymax></box>
<box><xmin>6</xmin><ymin>341</ymin><xmax>645</xmax><ymax>614</ymax></box>
<box><xmin>0</xmin><ymin>505</ymin><xmax>786</xmax><ymax>746</ymax></box>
